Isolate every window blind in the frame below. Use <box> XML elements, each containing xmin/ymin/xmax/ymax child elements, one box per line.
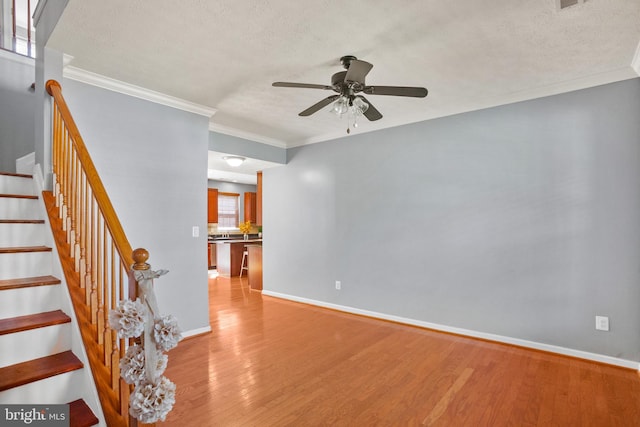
<box><xmin>218</xmin><ymin>193</ymin><xmax>239</xmax><ymax>228</ymax></box>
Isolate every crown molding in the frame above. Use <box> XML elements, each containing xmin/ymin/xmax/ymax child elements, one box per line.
<box><xmin>208</xmin><ymin>123</ymin><xmax>287</xmax><ymax>148</ymax></box>
<box><xmin>632</xmin><ymin>40</ymin><xmax>640</xmax><ymax>76</ymax></box>
<box><xmin>62</xmin><ymin>53</ymin><xmax>74</xmax><ymax>67</ymax></box>
<box><xmin>63</xmin><ymin>66</ymin><xmax>217</xmax><ymax>117</ymax></box>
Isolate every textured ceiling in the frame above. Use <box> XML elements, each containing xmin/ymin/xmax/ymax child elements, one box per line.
<box><xmin>47</xmin><ymin>0</ymin><xmax>640</xmax><ymax>149</ymax></box>
<box><xmin>206</xmin><ymin>151</ymin><xmax>281</xmax><ymax>185</ymax></box>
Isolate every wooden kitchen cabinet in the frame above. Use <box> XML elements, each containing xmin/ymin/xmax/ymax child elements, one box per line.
<box><xmin>207</xmin><ymin>242</ymin><xmax>216</xmax><ymax>269</ymax></box>
<box><xmin>208</xmin><ymin>188</ymin><xmax>218</xmax><ymax>223</ymax></box>
<box><xmin>244</xmin><ymin>192</ymin><xmax>257</xmax><ymax>223</ymax></box>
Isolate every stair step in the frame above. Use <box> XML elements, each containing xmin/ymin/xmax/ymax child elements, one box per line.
<box><xmin>0</xmin><ymin>351</ymin><xmax>83</xmax><ymax>392</ymax></box>
<box><xmin>0</xmin><ymin>283</ymin><xmax>61</xmax><ymax>318</ymax></box>
<box><xmin>0</xmin><ymin>319</ymin><xmax>71</xmax><ymax>369</ymax></box>
<box><xmin>0</xmin><ymin>275</ymin><xmax>61</xmax><ymax>291</ymax></box>
<box><xmin>69</xmin><ymin>399</ymin><xmax>99</xmax><ymax>427</ymax></box>
<box><xmin>0</xmin><ymin>310</ymin><xmax>70</xmax><ymax>335</ymax></box>
<box><xmin>0</xmin><ymin>251</ymin><xmax>53</xmax><ymax>281</ymax></box>
<box><xmin>0</xmin><ymin>196</ymin><xmax>41</xmax><ymax>220</ymax></box>
<box><xmin>0</xmin><ymin>223</ymin><xmax>45</xmax><ymax>247</ymax></box>
<box><xmin>0</xmin><ymin>194</ymin><xmax>38</xmax><ymax>199</ymax></box>
<box><xmin>0</xmin><ymin>245</ymin><xmax>52</xmax><ymax>254</ymax></box>
<box><xmin>0</xmin><ymin>173</ymin><xmax>35</xmax><ymax>195</ymax></box>
<box><xmin>0</xmin><ymin>172</ymin><xmax>32</xmax><ymax>178</ymax></box>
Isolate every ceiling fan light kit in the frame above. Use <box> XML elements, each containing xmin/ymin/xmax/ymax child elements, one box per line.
<box><xmin>273</xmin><ymin>55</ymin><xmax>428</xmax><ymax>134</ymax></box>
<box><xmin>329</xmin><ymin>95</ymin><xmax>370</xmax><ymax>133</ymax></box>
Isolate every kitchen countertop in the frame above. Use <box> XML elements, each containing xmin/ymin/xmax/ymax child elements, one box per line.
<box><xmin>215</xmin><ymin>239</ymin><xmax>262</xmax><ymax>277</ymax></box>
<box><xmin>213</xmin><ymin>239</ymin><xmax>262</xmax><ymax>244</ymax></box>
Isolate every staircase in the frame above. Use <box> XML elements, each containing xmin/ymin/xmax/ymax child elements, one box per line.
<box><xmin>0</xmin><ymin>171</ymin><xmax>100</xmax><ymax>426</ymax></box>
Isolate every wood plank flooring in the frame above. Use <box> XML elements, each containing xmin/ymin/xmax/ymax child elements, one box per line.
<box><xmin>163</xmin><ymin>276</ymin><xmax>640</xmax><ymax>426</ymax></box>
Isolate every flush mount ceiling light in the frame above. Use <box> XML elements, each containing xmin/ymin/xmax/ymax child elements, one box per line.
<box><xmin>223</xmin><ymin>156</ymin><xmax>245</xmax><ymax>167</ymax></box>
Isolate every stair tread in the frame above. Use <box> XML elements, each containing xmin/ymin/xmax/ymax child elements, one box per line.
<box><xmin>0</xmin><ymin>351</ymin><xmax>83</xmax><ymax>391</ymax></box>
<box><xmin>0</xmin><ymin>172</ymin><xmax>32</xmax><ymax>178</ymax></box>
<box><xmin>68</xmin><ymin>399</ymin><xmax>99</xmax><ymax>427</ymax></box>
<box><xmin>0</xmin><ymin>310</ymin><xmax>71</xmax><ymax>335</ymax></box>
<box><xmin>0</xmin><ymin>275</ymin><xmax>61</xmax><ymax>290</ymax></box>
<box><xmin>0</xmin><ymin>245</ymin><xmax>52</xmax><ymax>254</ymax></box>
<box><xmin>0</xmin><ymin>175</ymin><xmax>96</xmax><ymax>424</ymax></box>
<box><xmin>0</xmin><ymin>194</ymin><xmax>38</xmax><ymax>199</ymax></box>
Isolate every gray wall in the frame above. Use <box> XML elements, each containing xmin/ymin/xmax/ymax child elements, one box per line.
<box><xmin>0</xmin><ymin>53</ymin><xmax>35</xmax><ymax>172</ymax></box>
<box><xmin>207</xmin><ymin>180</ymin><xmax>257</xmax><ymax>225</ymax></box>
<box><xmin>209</xmin><ymin>131</ymin><xmax>286</xmax><ymax>164</ymax></box>
<box><xmin>62</xmin><ymin>78</ymin><xmax>210</xmax><ymax>334</ymax></box>
<box><xmin>34</xmin><ymin>0</ymin><xmax>68</xmax><ymax>187</ymax></box>
<box><xmin>264</xmin><ymin>78</ymin><xmax>640</xmax><ymax>362</ymax></box>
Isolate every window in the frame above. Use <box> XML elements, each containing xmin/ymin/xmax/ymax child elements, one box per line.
<box><xmin>218</xmin><ymin>192</ymin><xmax>239</xmax><ymax>229</ymax></box>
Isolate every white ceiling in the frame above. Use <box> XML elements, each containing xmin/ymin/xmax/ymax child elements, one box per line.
<box><xmin>48</xmin><ymin>0</ymin><xmax>640</xmax><ymax>150</ymax></box>
<box><xmin>207</xmin><ymin>151</ymin><xmax>282</xmax><ymax>185</ymax></box>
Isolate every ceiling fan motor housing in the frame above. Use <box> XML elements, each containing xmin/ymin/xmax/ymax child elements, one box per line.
<box><xmin>340</xmin><ymin>55</ymin><xmax>358</xmax><ymax>69</ymax></box>
<box><xmin>331</xmin><ymin>71</ymin><xmax>348</xmax><ymax>88</ymax></box>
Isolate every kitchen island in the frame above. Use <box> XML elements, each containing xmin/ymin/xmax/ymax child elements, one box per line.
<box><xmin>246</xmin><ymin>244</ymin><xmax>263</xmax><ymax>290</ymax></box>
<box><xmin>214</xmin><ymin>239</ymin><xmax>262</xmax><ymax>277</ymax></box>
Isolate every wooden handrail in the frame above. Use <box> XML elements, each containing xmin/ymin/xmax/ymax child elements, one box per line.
<box><xmin>46</xmin><ymin>80</ymin><xmax>134</xmax><ymax>268</ymax></box>
<box><xmin>45</xmin><ymin>79</ymin><xmax>152</xmax><ymax>426</ymax></box>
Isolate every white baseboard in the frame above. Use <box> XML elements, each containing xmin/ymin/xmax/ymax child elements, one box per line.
<box><xmin>262</xmin><ymin>290</ymin><xmax>640</xmax><ymax>371</ymax></box>
<box><xmin>181</xmin><ymin>325</ymin><xmax>212</xmax><ymax>339</ymax></box>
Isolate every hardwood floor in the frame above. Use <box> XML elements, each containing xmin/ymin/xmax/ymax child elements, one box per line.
<box><xmin>163</xmin><ymin>276</ymin><xmax>640</xmax><ymax>426</ymax></box>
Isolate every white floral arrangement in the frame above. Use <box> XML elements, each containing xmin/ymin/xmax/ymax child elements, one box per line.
<box><xmin>108</xmin><ymin>268</ymin><xmax>182</xmax><ymax>423</ymax></box>
<box><xmin>119</xmin><ymin>345</ymin><xmax>145</xmax><ymax>384</ymax></box>
<box><xmin>108</xmin><ymin>299</ymin><xmax>146</xmax><ymax>338</ymax></box>
<box><xmin>129</xmin><ymin>376</ymin><xmax>176</xmax><ymax>423</ymax></box>
<box><xmin>120</xmin><ymin>345</ymin><xmax>168</xmax><ymax>385</ymax></box>
<box><xmin>154</xmin><ymin>315</ymin><xmax>181</xmax><ymax>352</ymax></box>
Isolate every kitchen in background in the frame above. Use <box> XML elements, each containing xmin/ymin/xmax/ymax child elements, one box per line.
<box><xmin>207</xmin><ymin>172</ymin><xmax>263</xmax><ymax>289</ymax></box>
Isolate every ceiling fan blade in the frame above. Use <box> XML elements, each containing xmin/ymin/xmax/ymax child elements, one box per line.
<box><xmin>273</xmin><ymin>82</ymin><xmax>333</xmax><ymax>90</ymax></box>
<box><xmin>358</xmin><ymin>96</ymin><xmax>383</xmax><ymax>121</ymax></box>
<box><xmin>344</xmin><ymin>60</ymin><xmax>373</xmax><ymax>84</ymax></box>
<box><xmin>299</xmin><ymin>95</ymin><xmax>341</xmax><ymax>116</ymax></box>
<box><xmin>363</xmin><ymin>86</ymin><xmax>428</xmax><ymax>98</ymax></box>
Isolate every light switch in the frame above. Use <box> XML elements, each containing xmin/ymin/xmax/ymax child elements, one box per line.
<box><xmin>595</xmin><ymin>316</ymin><xmax>609</xmax><ymax>331</ymax></box>
<box><xmin>192</xmin><ymin>226</ymin><xmax>199</xmax><ymax>237</ymax></box>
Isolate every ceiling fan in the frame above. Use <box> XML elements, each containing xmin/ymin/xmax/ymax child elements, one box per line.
<box><xmin>272</xmin><ymin>55</ymin><xmax>428</xmax><ymax>132</ymax></box>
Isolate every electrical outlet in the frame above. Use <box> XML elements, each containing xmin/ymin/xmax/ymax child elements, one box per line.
<box><xmin>595</xmin><ymin>315</ymin><xmax>609</xmax><ymax>331</ymax></box>
<box><xmin>335</xmin><ymin>281</ymin><xmax>341</xmax><ymax>290</ymax></box>
<box><xmin>192</xmin><ymin>226</ymin><xmax>199</xmax><ymax>237</ymax></box>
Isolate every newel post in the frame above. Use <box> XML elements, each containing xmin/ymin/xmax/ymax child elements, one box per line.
<box><xmin>130</xmin><ymin>248</ymin><xmax>150</xmax><ymax>299</ymax></box>
<box><xmin>133</xmin><ymin>248</ymin><xmax>151</xmax><ymax>271</ymax></box>
<box><xmin>128</xmin><ymin>248</ymin><xmax>154</xmax><ymax>427</ymax></box>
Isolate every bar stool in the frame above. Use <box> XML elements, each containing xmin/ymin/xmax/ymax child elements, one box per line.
<box><xmin>239</xmin><ymin>249</ymin><xmax>249</xmax><ymax>278</ymax></box>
